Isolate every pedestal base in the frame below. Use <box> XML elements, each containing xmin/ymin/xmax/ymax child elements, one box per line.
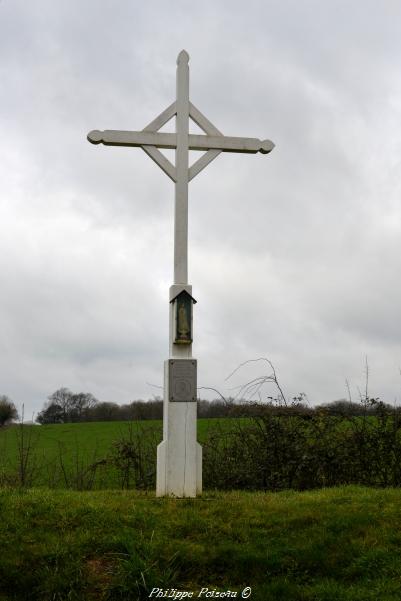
<box><xmin>156</xmin><ymin>359</ymin><xmax>202</xmax><ymax>497</ymax></box>
<box><xmin>156</xmin><ymin>439</ymin><xmax>202</xmax><ymax>497</ymax></box>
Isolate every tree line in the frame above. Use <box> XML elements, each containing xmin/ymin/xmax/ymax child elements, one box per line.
<box><xmin>35</xmin><ymin>388</ymin><xmax>245</xmax><ymax>424</ymax></box>
<box><xmin>34</xmin><ymin>390</ymin><xmax>401</xmax><ymax>424</ymax></box>
<box><xmin>1</xmin><ymin>389</ymin><xmax>399</xmax><ymax>427</ymax></box>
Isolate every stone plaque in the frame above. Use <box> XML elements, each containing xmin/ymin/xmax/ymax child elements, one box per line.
<box><xmin>169</xmin><ymin>359</ymin><xmax>197</xmax><ymax>402</ymax></box>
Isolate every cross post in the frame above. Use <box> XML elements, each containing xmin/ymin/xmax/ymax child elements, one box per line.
<box><xmin>87</xmin><ymin>50</ymin><xmax>274</xmax><ymax>497</ymax></box>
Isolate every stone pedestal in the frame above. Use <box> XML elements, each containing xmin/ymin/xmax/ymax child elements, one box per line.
<box><xmin>156</xmin><ymin>359</ymin><xmax>202</xmax><ymax>497</ymax></box>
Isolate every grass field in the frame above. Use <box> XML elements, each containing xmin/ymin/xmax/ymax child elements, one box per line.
<box><xmin>1</xmin><ymin>414</ymin><xmax>396</xmax><ymax>490</ymax></box>
<box><xmin>1</xmin><ymin>485</ymin><xmax>401</xmax><ymax>600</ymax></box>
<box><xmin>0</xmin><ymin>419</ymin><xmax>234</xmax><ymax>488</ymax></box>
<box><xmin>0</xmin><ymin>420</ymin><xmax>162</xmax><ymax>462</ymax></box>
<box><xmin>0</xmin><ymin>418</ymin><xmax>234</xmax><ymax>454</ymax></box>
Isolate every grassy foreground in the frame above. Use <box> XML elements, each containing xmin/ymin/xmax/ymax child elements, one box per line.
<box><xmin>1</xmin><ymin>486</ymin><xmax>401</xmax><ymax>600</ymax></box>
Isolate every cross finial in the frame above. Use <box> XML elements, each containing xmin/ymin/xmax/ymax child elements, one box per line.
<box><xmin>177</xmin><ymin>49</ymin><xmax>190</xmax><ymax>65</ymax></box>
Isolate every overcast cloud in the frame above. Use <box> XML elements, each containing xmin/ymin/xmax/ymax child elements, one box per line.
<box><xmin>1</xmin><ymin>0</ymin><xmax>401</xmax><ymax>417</ymax></box>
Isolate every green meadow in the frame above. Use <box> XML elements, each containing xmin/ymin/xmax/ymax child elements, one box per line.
<box><xmin>0</xmin><ymin>420</ymin><xmax>162</xmax><ymax>462</ymax></box>
<box><xmin>0</xmin><ymin>419</ymin><xmax>234</xmax><ymax>489</ymax></box>
<box><xmin>0</xmin><ymin>418</ymin><xmax>229</xmax><ymax>456</ymax></box>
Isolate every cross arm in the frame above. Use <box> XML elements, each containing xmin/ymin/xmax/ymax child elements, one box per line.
<box><xmin>189</xmin><ymin>134</ymin><xmax>274</xmax><ymax>154</ymax></box>
<box><xmin>88</xmin><ymin>130</ymin><xmax>177</xmax><ymax>149</ymax></box>
<box><xmin>88</xmin><ymin>129</ymin><xmax>274</xmax><ymax>154</ymax></box>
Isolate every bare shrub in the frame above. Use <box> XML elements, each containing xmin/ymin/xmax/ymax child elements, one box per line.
<box><xmin>15</xmin><ymin>405</ymin><xmax>40</xmax><ymax>487</ymax></box>
<box><xmin>111</xmin><ymin>422</ymin><xmax>159</xmax><ymax>489</ymax></box>
<box><xmin>57</xmin><ymin>438</ymin><xmax>107</xmax><ymax>490</ymax></box>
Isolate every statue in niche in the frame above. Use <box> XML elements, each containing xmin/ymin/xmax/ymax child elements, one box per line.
<box><xmin>172</xmin><ymin>289</ymin><xmax>195</xmax><ymax>345</ymax></box>
<box><xmin>177</xmin><ymin>301</ymin><xmax>190</xmax><ymax>341</ymax></box>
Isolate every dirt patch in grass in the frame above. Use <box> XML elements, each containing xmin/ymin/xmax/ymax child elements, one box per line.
<box><xmin>85</xmin><ymin>557</ymin><xmax>115</xmax><ymax>600</ymax></box>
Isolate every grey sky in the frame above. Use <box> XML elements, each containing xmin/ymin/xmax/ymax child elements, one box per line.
<box><xmin>1</xmin><ymin>0</ymin><xmax>401</xmax><ymax>417</ymax></box>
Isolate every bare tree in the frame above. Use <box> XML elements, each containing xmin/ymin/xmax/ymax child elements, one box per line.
<box><xmin>69</xmin><ymin>392</ymin><xmax>98</xmax><ymax>421</ymax></box>
<box><xmin>0</xmin><ymin>395</ymin><xmax>18</xmax><ymax>427</ymax></box>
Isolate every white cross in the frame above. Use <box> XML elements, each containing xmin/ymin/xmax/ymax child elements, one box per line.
<box><xmin>88</xmin><ymin>49</ymin><xmax>274</xmax><ymax>286</ymax></box>
<box><xmin>87</xmin><ymin>50</ymin><xmax>274</xmax><ymax>497</ymax></box>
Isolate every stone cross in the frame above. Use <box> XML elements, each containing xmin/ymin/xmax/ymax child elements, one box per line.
<box><xmin>87</xmin><ymin>50</ymin><xmax>274</xmax><ymax>497</ymax></box>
